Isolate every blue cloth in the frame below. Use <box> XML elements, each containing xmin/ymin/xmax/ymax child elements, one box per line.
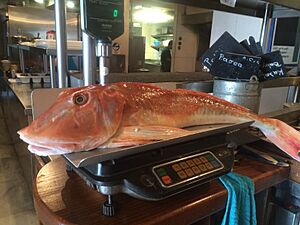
<box><xmin>219</xmin><ymin>172</ymin><xmax>257</xmax><ymax>225</ymax></box>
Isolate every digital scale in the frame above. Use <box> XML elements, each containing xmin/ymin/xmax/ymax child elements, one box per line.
<box><xmin>64</xmin><ymin>122</ymin><xmax>252</xmax><ymax>216</ymax></box>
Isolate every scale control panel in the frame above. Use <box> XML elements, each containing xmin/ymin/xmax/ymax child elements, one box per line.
<box><xmin>122</xmin><ymin>148</ymin><xmax>233</xmax><ymax>200</ymax></box>
<box><xmin>72</xmin><ymin>145</ymin><xmax>234</xmax><ymax>201</ymax></box>
<box><xmin>153</xmin><ymin>151</ymin><xmax>224</xmax><ymax>188</ymax></box>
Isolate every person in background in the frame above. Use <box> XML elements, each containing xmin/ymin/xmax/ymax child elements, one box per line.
<box><xmin>160</xmin><ymin>40</ymin><xmax>173</xmax><ymax>72</ymax></box>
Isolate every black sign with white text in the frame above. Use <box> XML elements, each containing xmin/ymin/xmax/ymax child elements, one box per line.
<box><xmin>201</xmin><ymin>32</ymin><xmax>250</xmax><ymax>70</ymax></box>
<box><xmin>210</xmin><ymin>52</ymin><xmax>261</xmax><ymax>80</ymax></box>
<box><xmin>260</xmin><ymin>51</ymin><xmax>285</xmax><ymax>80</ymax></box>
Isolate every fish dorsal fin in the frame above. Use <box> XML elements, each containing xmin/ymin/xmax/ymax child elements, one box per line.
<box><xmin>113</xmin><ymin>82</ymin><xmax>163</xmax><ymax>91</ymax></box>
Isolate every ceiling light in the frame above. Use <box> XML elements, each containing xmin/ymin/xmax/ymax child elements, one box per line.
<box><xmin>134</xmin><ymin>5</ymin><xmax>143</xmax><ymax>10</ymax></box>
<box><xmin>9</xmin><ymin>15</ymin><xmax>77</xmax><ymax>25</ymax></box>
<box><xmin>133</xmin><ymin>22</ymin><xmax>141</xmax><ymax>27</ymax></box>
<box><xmin>66</xmin><ymin>1</ymin><xmax>75</xmax><ymax>9</ymax></box>
<box><xmin>133</xmin><ymin>8</ymin><xmax>173</xmax><ymax>24</ymax></box>
<box><xmin>34</xmin><ymin>0</ymin><xmax>44</xmax><ymax>4</ymax></box>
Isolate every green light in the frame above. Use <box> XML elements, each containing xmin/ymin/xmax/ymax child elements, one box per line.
<box><xmin>113</xmin><ymin>9</ymin><xmax>118</xmax><ymax>17</ymax></box>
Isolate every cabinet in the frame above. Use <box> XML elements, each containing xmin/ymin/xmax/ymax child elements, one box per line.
<box><xmin>128</xmin><ymin>36</ymin><xmax>146</xmax><ymax>72</ymax></box>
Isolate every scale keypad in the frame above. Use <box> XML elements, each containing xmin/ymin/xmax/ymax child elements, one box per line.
<box><xmin>152</xmin><ymin>151</ymin><xmax>224</xmax><ymax>188</ymax></box>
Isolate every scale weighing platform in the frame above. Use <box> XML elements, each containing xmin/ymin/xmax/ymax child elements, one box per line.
<box><xmin>64</xmin><ymin>122</ymin><xmax>252</xmax><ymax>216</ymax></box>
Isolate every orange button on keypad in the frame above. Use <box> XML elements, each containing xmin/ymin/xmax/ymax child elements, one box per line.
<box><xmin>161</xmin><ymin>175</ymin><xmax>172</xmax><ymax>185</ymax></box>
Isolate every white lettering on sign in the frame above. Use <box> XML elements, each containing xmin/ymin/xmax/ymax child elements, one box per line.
<box><xmin>272</xmin><ymin>46</ymin><xmax>295</xmax><ymax>64</ymax></box>
<box><xmin>204</xmin><ymin>58</ymin><xmax>212</xmax><ymax>66</ymax></box>
<box><xmin>266</xmin><ymin>62</ymin><xmax>282</xmax><ymax>68</ymax></box>
<box><xmin>242</xmin><ymin>56</ymin><xmax>260</xmax><ymax>65</ymax></box>
<box><xmin>220</xmin><ymin>0</ymin><xmax>236</xmax><ymax>8</ymax></box>
<box><xmin>102</xmin><ymin>24</ymin><xmax>112</xmax><ymax>28</ymax></box>
<box><xmin>264</xmin><ymin>68</ymin><xmax>284</xmax><ymax>78</ymax></box>
<box><xmin>218</xmin><ymin>53</ymin><xmax>243</xmax><ymax>68</ymax></box>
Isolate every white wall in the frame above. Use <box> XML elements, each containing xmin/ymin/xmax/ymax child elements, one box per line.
<box><xmin>210</xmin><ymin>10</ymin><xmax>262</xmax><ymax>45</ymax></box>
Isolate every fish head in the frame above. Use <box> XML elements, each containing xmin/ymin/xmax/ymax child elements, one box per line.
<box><xmin>18</xmin><ymin>85</ymin><xmax>125</xmax><ymax>155</ymax></box>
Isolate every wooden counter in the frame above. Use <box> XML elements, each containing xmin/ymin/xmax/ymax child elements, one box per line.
<box><xmin>33</xmin><ymin>157</ymin><xmax>289</xmax><ymax>225</ymax></box>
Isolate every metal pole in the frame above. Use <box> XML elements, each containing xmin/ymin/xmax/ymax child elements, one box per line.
<box><xmin>18</xmin><ymin>48</ymin><xmax>25</xmax><ymax>73</ymax></box>
<box><xmin>82</xmin><ymin>32</ymin><xmax>96</xmax><ymax>85</ymax></box>
<box><xmin>96</xmin><ymin>40</ymin><xmax>112</xmax><ymax>85</ymax></box>
<box><xmin>80</xmin><ymin>0</ymin><xmax>96</xmax><ymax>85</ymax></box>
<box><xmin>260</xmin><ymin>2</ymin><xmax>270</xmax><ymax>52</ymax></box>
<box><xmin>54</xmin><ymin>0</ymin><xmax>67</xmax><ymax>88</ymax></box>
<box><xmin>43</xmin><ymin>54</ymin><xmax>48</xmax><ymax>74</ymax></box>
<box><xmin>298</xmin><ymin>47</ymin><xmax>300</xmax><ymax>76</ymax></box>
<box><xmin>49</xmin><ymin>55</ymin><xmax>56</xmax><ymax>88</ymax></box>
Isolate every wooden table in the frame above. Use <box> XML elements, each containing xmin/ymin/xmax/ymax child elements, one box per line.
<box><xmin>33</xmin><ymin>157</ymin><xmax>289</xmax><ymax>225</ymax></box>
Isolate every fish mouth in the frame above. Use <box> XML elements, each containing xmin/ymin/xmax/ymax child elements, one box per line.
<box><xmin>18</xmin><ymin>132</ymin><xmax>82</xmax><ymax>155</ymax></box>
<box><xmin>28</xmin><ymin>144</ymin><xmax>74</xmax><ymax>156</ymax></box>
<box><xmin>19</xmin><ymin>133</ymin><xmax>79</xmax><ymax>146</ymax></box>
<box><xmin>18</xmin><ymin>131</ymin><xmax>105</xmax><ymax>155</ymax></box>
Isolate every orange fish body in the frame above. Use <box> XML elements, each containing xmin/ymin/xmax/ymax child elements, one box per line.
<box><xmin>18</xmin><ymin>82</ymin><xmax>300</xmax><ymax>162</ymax></box>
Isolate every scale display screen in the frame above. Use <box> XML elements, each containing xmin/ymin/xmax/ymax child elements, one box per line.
<box><xmin>82</xmin><ymin>0</ymin><xmax>124</xmax><ymax>40</ymax></box>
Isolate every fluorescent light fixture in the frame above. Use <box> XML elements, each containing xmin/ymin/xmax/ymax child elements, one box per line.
<box><xmin>133</xmin><ymin>22</ymin><xmax>141</xmax><ymax>27</ymax></box>
<box><xmin>9</xmin><ymin>15</ymin><xmax>77</xmax><ymax>25</ymax></box>
<box><xmin>133</xmin><ymin>7</ymin><xmax>173</xmax><ymax>24</ymax></box>
<box><xmin>66</xmin><ymin>1</ymin><xmax>75</xmax><ymax>9</ymax></box>
<box><xmin>34</xmin><ymin>0</ymin><xmax>44</xmax><ymax>4</ymax></box>
<box><xmin>134</xmin><ymin>5</ymin><xmax>143</xmax><ymax>10</ymax></box>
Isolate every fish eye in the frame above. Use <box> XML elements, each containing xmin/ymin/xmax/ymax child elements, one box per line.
<box><xmin>73</xmin><ymin>93</ymin><xmax>88</xmax><ymax>105</ymax></box>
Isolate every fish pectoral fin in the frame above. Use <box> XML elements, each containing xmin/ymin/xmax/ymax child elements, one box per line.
<box><xmin>102</xmin><ymin>126</ymin><xmax>195</xmax><ymax>148</ymax></box>
<box><xmin>116</xmin><ymin>125</ymin><xmax>194</xmax><ymax>140</ymax></box>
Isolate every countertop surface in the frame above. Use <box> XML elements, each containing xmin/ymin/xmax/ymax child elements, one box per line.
<box><xmin>34</xmin><ymin>156</ymin><xmax>290</xmax><ymax>225</ymax></box>
<box><xmin>8</xmin><ymin>43</ymin><xmax>83</xmax><ymax>56</ymax></box>
<box><xmin>70</xmin><ymin>71</ymin><xmax>214</xmax><ymax>83</ymax></box>
<box><xmin>1</xmin><ymin>78</ymin><xmax>50</xmax><ymax>115</ymax></box>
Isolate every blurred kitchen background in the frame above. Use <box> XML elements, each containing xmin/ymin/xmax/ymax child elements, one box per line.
<box><xmin>0</xmin><ymin>0</ymin><xmax>299</xmax><ymax>113</ymax></box>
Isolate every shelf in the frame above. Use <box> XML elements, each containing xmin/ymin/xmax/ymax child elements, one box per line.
<box><xmin>151</xmin><ymin>33</ymin><xmax>173</xmax><ymax>40</ymax></box>
<box><xmin>151</xmin><ymin>45</ymin><xmax>165</xmax><ymax>51</ymax></box>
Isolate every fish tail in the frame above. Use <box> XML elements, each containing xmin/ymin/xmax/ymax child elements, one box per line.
<box><xmin>252</xmin><ymin>116</ymin><xmax>300</xmax><ymax>162</ymax></box>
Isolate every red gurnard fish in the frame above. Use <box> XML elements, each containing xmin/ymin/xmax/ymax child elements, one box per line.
<box><xmin>18</xmin><ymin>82</ymin><xmax>300</xmax><ymax>161</ymax></box>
